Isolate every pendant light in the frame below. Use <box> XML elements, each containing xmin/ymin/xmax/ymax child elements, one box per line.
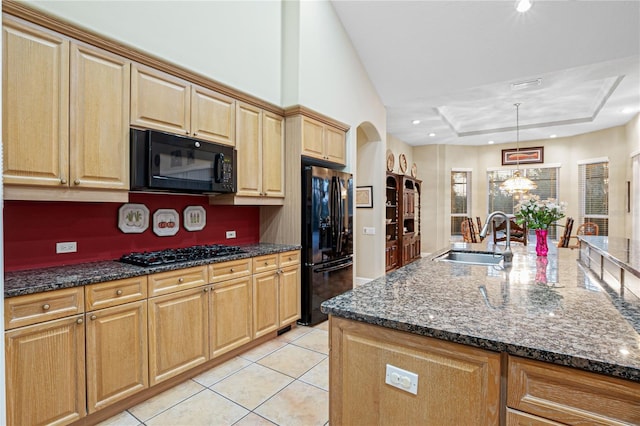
<box><xmin>500</xmin><ymin>103</ymin><xmax>537</xmax><ymax>195</ymax></box>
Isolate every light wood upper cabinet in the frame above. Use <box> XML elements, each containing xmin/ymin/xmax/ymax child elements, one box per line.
<box><xmin>191</xmin><ymin>84</ymin><xmax>236</xmax><ymax>146</ymax></box>
<box><xmin>5</xmin><ymin>315</ymin><xmax>86</xmax><ymax>426</ymax></box>
<box><xmin>209</xmin><ymin>277</ymin><xmax>253</xmax><ymax>358</ymax></box>
<box><xmin>2</xmin><ymin>16</ymin><xmax>130</xmax><ymax>201</ymax></box>
<box><xmin>2</xmin><ymin>17</ymin><xmax>70</xmax><ymax>188</ymax></box>
<box><xmin>148</xmin><ymin>287</ymin><xmax>209</xmax><ymax>386</ymax></box>
<box><xmin>301</xmin><ymin>115</ymin><xmax>346</xmax><ymax>166</ymax></box>
<box><xmin>70</xmin><ymin>42</ymin><xmax>130</xmax><ymax>190</ymax></box>
<box><xmin>131</xmin><ymin>63</ymin><xmax>191</xmax><ymax>135</ymax></box>
<box><xmin>214</xmin><ymin>102</ymin><xmax>284</xmax><ymax>204</ymax></box>
<box><xmin>85</xmin><ymin>300</ymin><xmax>148</xmax><ymax>413</ymax></box>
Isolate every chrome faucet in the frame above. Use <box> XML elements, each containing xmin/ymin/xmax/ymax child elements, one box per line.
<box><xmin>479</xmin><ymin>211</ymin><xmax>513</xmax><ymax>265</ymax></box>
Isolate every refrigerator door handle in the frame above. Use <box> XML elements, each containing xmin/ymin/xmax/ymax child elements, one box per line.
<box><xmin>314</xmin><ymin>260</ymin><xmax>353</xmax><ymax>273</ymax></box>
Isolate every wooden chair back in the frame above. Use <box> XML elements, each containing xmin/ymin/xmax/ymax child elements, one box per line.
<box><xmin>492</xmin><ymin>217</ymin><xmax>527</xmax><ymax>245</ymax></box>
<box><xmin>557</xmin><ymin>217</ymin><xmax>574</xmax><ymax>248</ymax></box>
<box><xmin>461</xmin><ymin>217</ymin><xmax>478</xmax><ymax>243</ymax></box>
<box><xmin>577</xmin><ymin>222</ymin><xmax>599</xmax><ymax>236</ymax></box>
<box><xmin>476</xmin><ymin>217</ymin><xmax>484</xmax><ymax>241</ymax></box>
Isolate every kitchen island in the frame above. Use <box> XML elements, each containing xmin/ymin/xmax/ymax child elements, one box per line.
<box><xmin>321</xmin><ymin>240</ymin><xmax>640</xmax><ymax>425</ymax></box>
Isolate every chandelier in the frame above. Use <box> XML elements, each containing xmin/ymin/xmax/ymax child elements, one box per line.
<box><xmin>500</xmin><ymin>103</ymin><xmax>537</xmax><ymax>195</ymax></box>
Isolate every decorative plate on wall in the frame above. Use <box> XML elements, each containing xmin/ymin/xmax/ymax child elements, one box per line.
<box><xmin>153</xmin><ymin>209</ymin><xmax>180</xmax><ymax>237</ymax></box>
<box><xmin>183</xmin><ymin>206</ymin><xmax>206</xmax><ymax>231</ymax></box>
<box><xmin>386</xmin><ymin>149</ymin><xmax>395</xmax><ymax>172</ymax></box>
<box><xmin>411</xmin><ymin>163</ymin><xmax>417</xmax><ymax>178</ymax></box>
<box><xmin>399</xmin><ymin>154</ymin><xmax>408</xmax><ymax>174</ymax></box>
<box><xmin>118</xmin><ymin>203</ymin><xmax>149</xmax><ymax>234</ymax></box>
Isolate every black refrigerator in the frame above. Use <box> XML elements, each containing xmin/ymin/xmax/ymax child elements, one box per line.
<box><xmin>299</xmin><ymin>165</ymin><xmax>354</xmax><ymax>326</ymax></box>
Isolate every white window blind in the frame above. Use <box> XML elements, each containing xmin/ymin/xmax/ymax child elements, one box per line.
<box><xmin>632</xmin><ymin>154</ymin><xmax>639</xmax><ymax>241</ymax></box>
<box><xmin>487</xmin><ymin>167</ymin><xmax>560</xmax><ymax>238</ymax></box>
<box><xmin>451</xmin><ymin>171</ymin><xmax>471</xmax><ymax>236</ymax></box>
<box><xmin>578</xmin><ymin>161</ymin><xmax>609</xmax><ymax>236</ymax></box>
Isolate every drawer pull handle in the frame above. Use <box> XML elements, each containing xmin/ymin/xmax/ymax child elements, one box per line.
<box><xmin>289</xmin><ymin>257</ymin><xmax>293</xmax><ymax>261</ymax></box>
<box><xmin>60</xmin><ymin>178</ymin><xmax>67</xmax><ymax>184</ymax></box>
<box><xmin>42</xmin><ymin>304</ymin><xmax>50</xmax><ymax>311</ymax></box>
<box><xmin>90</xmin><ymin>315</ymin><xmax>97</xmax><ymax>320</ymax></box>
<box><xmin>77</xmin><ymin>318</ymin><xmax>83</xmax><ymax>324</ymax></box>
<box><xmin>265</xmin><ymin>261</ymin><xmax>269</xmax><ymax>266</ymax></box>
<box><xmin>116</xmin><ymin>289</ymin><xmax>123</xmax><ymax>296</ymax></box>
<box><xmin>203</xmin><ymin>287</ymin><xmax>209</xmax><ymax>293</ymax></box>
<box><xmin>74</xmin><ymin>179</ymin><xmax>80</xmax><ymax>185</ymax></box>
<box><xmin>230</xmin><ymin>268</ymin><xmax>234</xmax><ymax>272</ymax></box>
<box><xmin>178</xmin><ymin>278</ymin><xmax>184</xmax><ymax>283</ymax></box>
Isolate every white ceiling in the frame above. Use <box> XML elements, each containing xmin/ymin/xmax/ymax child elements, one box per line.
<box><xmin>330</xmin><ymin>0</ymin><xmax>640</xmax><ymax>146</ymax></box>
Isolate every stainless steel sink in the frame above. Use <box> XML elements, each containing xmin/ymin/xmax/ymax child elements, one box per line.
<box><xmin>434</xmin><ymin>249</ymin><xmax>503</xmax><ymax>265</ymax></box>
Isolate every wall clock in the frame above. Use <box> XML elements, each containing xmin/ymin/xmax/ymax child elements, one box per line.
<box><xmin>399</xmin><ymin>154</ymin><xmax>408</xmax><ymax>174</ymax></box>
<box><xmin>386</xmin><ymin>149</ymin><xmax>395</xmax><ymax>172</ymax></box>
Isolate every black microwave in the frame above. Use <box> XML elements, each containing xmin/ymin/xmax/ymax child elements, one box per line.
<box><xmin>130</xmin><ymin>129</ymin><xmax>236</xmax><ymax>194</ymax></box>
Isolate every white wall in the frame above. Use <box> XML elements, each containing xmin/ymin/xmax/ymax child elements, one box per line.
<box><xmin>26</xmin><ymin>0</ymin><xmax>283</xmax><ymax>105</ymax></box>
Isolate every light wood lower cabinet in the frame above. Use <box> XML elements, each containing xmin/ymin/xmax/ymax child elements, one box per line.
<box><xmin>209</xmin><ymin>277</ymin><xmax>253</xmax><ymax>358</ymax></box>
<box><xmin>252</xmin><ymin>270</ymin><xmax>279</xmax><ymax>339</ymax></box>
<box><xmin>148</xmin><ymin>287</ymin><xmax>209</xmax><ymax>386</ymax></box>
<box><xmin>85</xmin><ymin>300</ymin><xmax>148</xmax><ymax>413</ymax></box>
<box><xmin>5</xmin><ymin>315</ymin><xmax>86</xmax><ymax>426</ymax></box>
<box><xmin>329</xmin><ymin>316</ymin><xmax>501</xmax><ymax>426</ymax></box>
<box><xmin>507</xmin><ymin>355</ymin><xmax>640</xmax><ymax>425</ymax></box>
<box><xmin>278</xmin><ymin>264</ymin><xmax>301</xmax><ymax>327</ymax></box>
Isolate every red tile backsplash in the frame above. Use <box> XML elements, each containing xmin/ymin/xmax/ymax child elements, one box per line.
<box><xmin>3</xmin><ymin>193</ymin><xmax>260</xmax><ymax>271</ymax></box>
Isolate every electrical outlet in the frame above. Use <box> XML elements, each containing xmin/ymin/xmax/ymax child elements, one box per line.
<box><xmin>363</xmin><ymin>227</ymin><xmax>376</xmax><ymax>235</ymax></box>
<box><xmin>385</xmin><ymin>364</ymin><xmax>418</xmax><ymax>395</ymax></box>
<box><xmin>56</xmin><ymin>241</ymin><xmax>77</xmax><ymax>254</ymax></box>
<box><xmin>226</xmin><ymin>230</ymin><xmax>236</xmax><ymax>239</ymax></box>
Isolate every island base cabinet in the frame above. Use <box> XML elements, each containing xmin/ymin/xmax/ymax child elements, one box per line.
<box><xmin>5</xmin><ymin>315</ymin><xmax>86</xmax><ymax>426</ymax></box>
<box><xmin>85</xmin><ymin>300</ymin><xmax>148</xmax><ymax>414</ymax></box>
<box><xmin>507</xmin><ymin>356</ymin><xmax>640</xmax><ymax>425</ymax></box>
<box><xmin>329</xmin><ymin>316</ymin><xmax>501</xmax><ymax>426</ymax></box>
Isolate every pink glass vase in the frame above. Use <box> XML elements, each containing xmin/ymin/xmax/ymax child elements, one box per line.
<box><xmin>535</xmin><ymin>229</ymin><xmax>549</xmax><ymax>257</ymax></box>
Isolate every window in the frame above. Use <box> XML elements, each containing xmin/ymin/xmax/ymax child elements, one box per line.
<box><xmin>451</xmin><ymin>171</ymin><xmax>471</xmax><ymax>236</ymax></box>
<box><xmin>633</xmin><ymin>154</ymin><xmax>640</xmax><ymax>241</ymax></box>
<box><xmin>579</xmin><ymin>160</ymin><xmax>609</xmax><ymax>236</ymax></box>
<box><xmin>487</xmin><ymin>167</ymin><xmax>560</xmax><ymax>238</ymax></box>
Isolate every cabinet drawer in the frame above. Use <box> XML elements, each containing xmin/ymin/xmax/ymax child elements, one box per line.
<box><xmin>85</xmin><ymin>276</ymin><xmax>148</xmax><ymax>311</ymax></box>
<box><xmin>278</xmin><ymin>250</ymin><xmax>300</xmax><ymax>268</ymax></box>
<box><xmin>506</xmin><ymin>408</ymin><xmax>564</xmax><ymax>425</ymax></box>
<box><xmin>507</xmin><ymin>356</ymin><xmax>640</xmax><ymax>425</ymax></box>
<box><xmin>148</xmin><ymin>266</ymin><xmax>208</xmax><ymax>297</ymax></box>
<box><xmin>253</xmin><ymin>254</ymin><xmax>278</xmax><ymax>273</ymax></box>
<box><xmin>4</xmin><ymin>287</ymin><xmax>84</xmax><ymax>330</ymax></box>
<box><xmin>209</xmin><ymin>258</ymin><xmax>252</xmax><ymax>283</ymax></box>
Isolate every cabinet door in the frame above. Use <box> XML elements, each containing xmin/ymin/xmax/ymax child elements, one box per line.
<box><xmin>131</xmin><ymin>63</ymin><xmax>190</xmax><ymax>135</ymax></box>
<box><xmin>2</xmin><ymin>17</ymin><xmax>69</xmax><ymax>187</ymax></box>
<box><xmin>330</xmin><ymin>317</ymin><xmax>501</xmax><ymax>426</ymax></box>
<box><xmin>236</xmin><ymin>102</ymin><xmax>262</xmax><ymax>196</ymax></box>
<box><xmin>86</xmin><ymin>300</ymin><xmax>148</xmax><ymax>413</ymax></box>
<box><xmin>278</xmin><ymin>265</ymin><xmax>300</xmax><ymax>327</ymax></box>
<box><xmin>325</xmin><ymin>126</ymin><xmax>347</xmax><ymax>165</ymax></box>
<box><xmin>5</xmin><ymin>315</ymin><xmax>86</xmax><ymax>426</ymax></box>
<box><xmin>262</xmin><ymin>111</ymin><xmax>285</xmax><ymax>197</ymax></box>
<box><xmin>148</xmin><ymin>287</ymin><xmax>208</xmax><ymax>385</ymax></box>
<box><xmin>191</xmin><ymin>85</ymin><xmax>236</xmax><ymax>146</ymax></box>
<box><xmin>301</xmin><ymin>117</ymin><xmax>325</xmax><ymax>161</ymax></box>
<box><xmin>70</xmin><ymin>42</ymin><xmax>130</xmax><ymax>190</ymax></box>
<box><xmin>210</xmin><ymin>277</ymin><xmax>252</xmax><ymax>358</ymax></box>
<box><xmin>252</xmin><ymin>271</ymin><xmax>278</xmax><ymax>338</ymax></box>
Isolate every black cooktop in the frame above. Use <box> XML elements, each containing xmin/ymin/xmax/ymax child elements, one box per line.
<box><xmin>119</xmin><ymin>244</ymin><xmax>245</xmax><ymax>267</ymax></box>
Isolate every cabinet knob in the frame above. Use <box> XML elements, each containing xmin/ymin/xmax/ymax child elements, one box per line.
<box><xmin>116</xmin><ymin>289</ymin><xmax>123</xmax><ymax>296</ymax></box>
<box><xmin>90</xmin><ymin>314</ymin><xmax>97</xmax><ymax>320</ymax></box>
<box><xmin>60</xmin><ymin>178</ymin><xmax>67</xmax><ymax>184</ymax></box>
<box><xmin>289</xmin><ymin>257</ymin><xmax>293</xmax><ymax>261</ymax></box>
<box><xmin>74</xmin><ymin>179</ymin><xmax>80</xmax><ymax>185</ymax></box>
<box><xmin>264</xmin><ymin>261</ymin><xmax>269</xmax><ymax>266</ymax></box>
<box><xmin>77</xmin><ymin>318</ymin><xmax>83</xmax><ymax>324</ymax></box>
<box><xmin>203</xmin><ymin>287</ymin><xmax>209</xmax><ymax>292</ymax></box>
<box><xmin>185</xmin><ymin>130</ymin><xmax>189</xmax><ymax>135</ymax></box>
<box><xmin>230</xmin><ymin>268</ymin><xmax>234</xmax><ymax>273</ymax></box>
<box><xmin>178</xmin><ymin>277</ymin><xmax>184</xmax><ymax>283</ymax></box>
<box><xmin>42</xmin><ymin>304</ymin><xmax>50</xmax><ymax>311</ymax></box>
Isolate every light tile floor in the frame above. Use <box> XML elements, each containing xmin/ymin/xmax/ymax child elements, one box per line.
<box><xmin>98</xmin><ymin>321</ymin><xmax>329</xmax><ymax>426</ymax></box>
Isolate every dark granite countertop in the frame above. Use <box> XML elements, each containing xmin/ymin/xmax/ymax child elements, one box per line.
<box><xmin>322</xmin><ymin>241</ymin><xmax>640</xmax><ymax>383</ymax></box>
<box><xmin>579</xmin><ymin>236</ymin><xmax>640</xmax><ymax>279</ymax></box>
<box><xmin>4</xmin><ymin>243</ymin><xmax>301</xmax><ymax>298</ymax></box>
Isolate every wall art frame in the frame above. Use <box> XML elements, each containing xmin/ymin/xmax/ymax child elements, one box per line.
<box><xmin>501</xmin><ymin>146</ymin><xmax>544</xmax><ymax>165</ymax></box>
<box><xmin>356</xmin><ymin>186</ymin><xmax>373</xmax><ymax>208</ymax></box>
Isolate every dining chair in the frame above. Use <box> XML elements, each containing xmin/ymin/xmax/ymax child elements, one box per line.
<box><xmin>557</xmin><ymin>217</ymin><xmax>574</xmax><ymax>248</ymax></box>
<box><xmin>492</xmin><ymin>217</ymin><xmax>527</xmax><ymax>245</ymax></box>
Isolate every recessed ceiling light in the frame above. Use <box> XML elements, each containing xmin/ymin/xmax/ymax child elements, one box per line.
<box><xmin>516</xmin><ymin>0</ymin><xmax>532</xmax><ymax>13</ymax></box>
<box><xmin>622</xmin><ymin>107</ymin><xmax>634</xmax><ymax>114</ymax></box>
<box><xmin>549</xmin><ymin>134</ymin><xmax>557</xmax><ymax>139</ymax></box>
<box><xmin>488</xmin><ymin>140</ymin><xmax>494</xmax><ymax>144</ymax></box>
<box><xmin>428</xmin><ymin>132</ymin><xmax>436</xmax><ymax>137</ymax></box>
<box><xmin>412</xmin><ymin>119</ymin><xmax>421</xmax><ymax>125</ymax></box>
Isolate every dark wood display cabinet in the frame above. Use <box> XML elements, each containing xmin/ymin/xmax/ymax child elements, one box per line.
<box><xmin>385</xmin><ymin>173</ymin><xmax>421</xmax><ymax>271</ymax></box>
